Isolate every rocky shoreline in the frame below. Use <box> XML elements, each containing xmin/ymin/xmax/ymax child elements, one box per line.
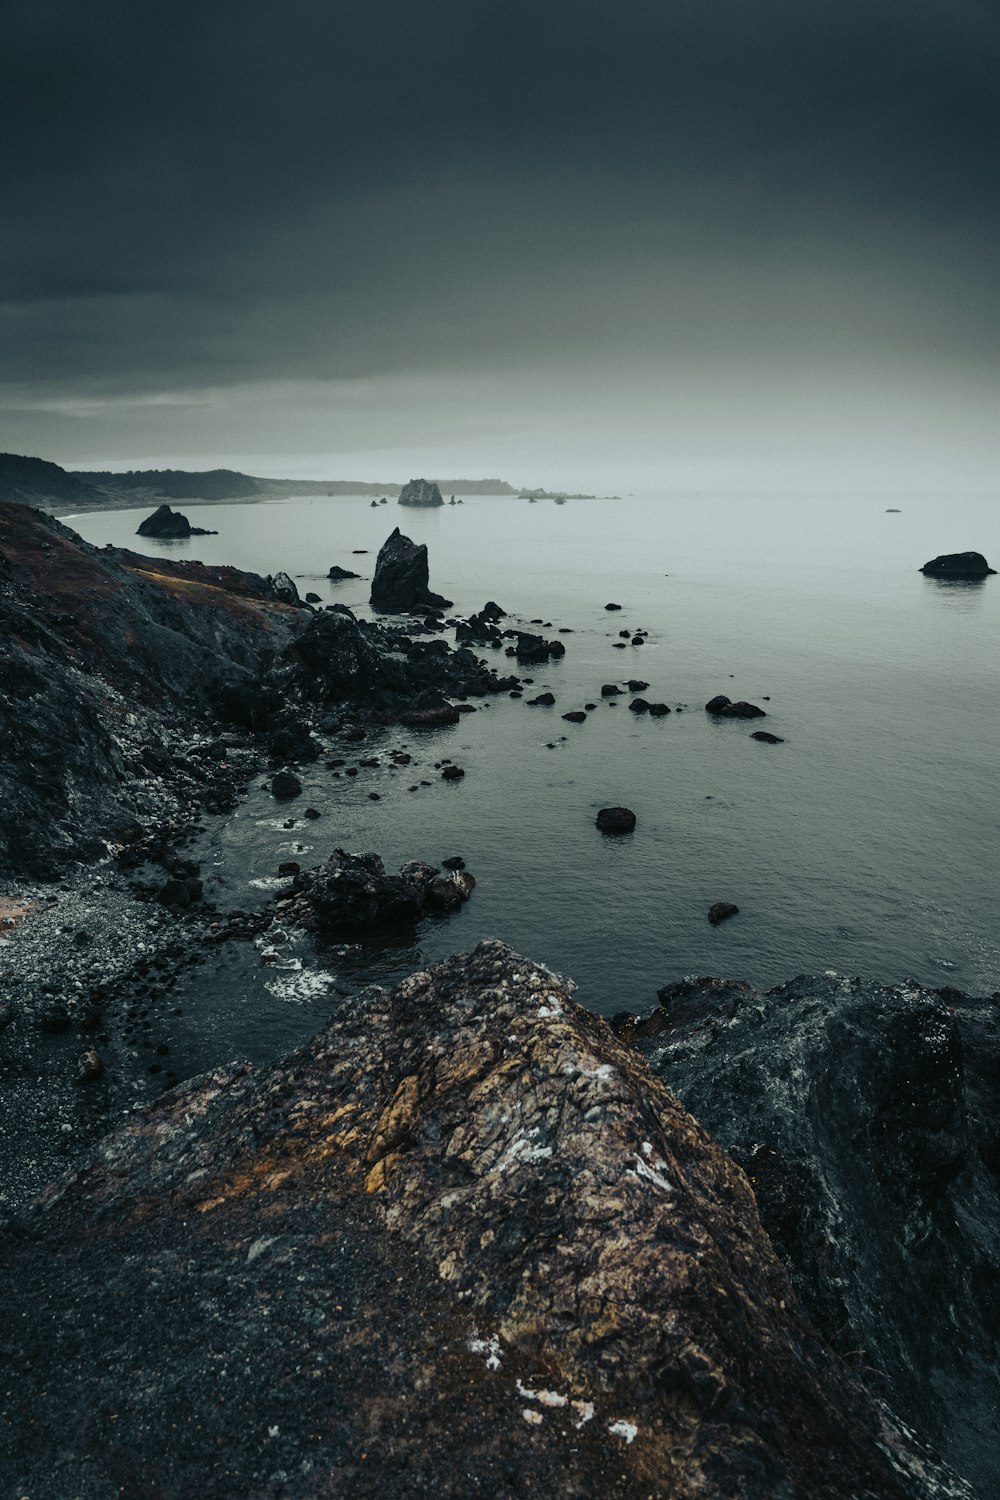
<box><xmin>1</xmin><ymin>498</ymin><xmax>996</xmax><ymax>1496</ymax></box>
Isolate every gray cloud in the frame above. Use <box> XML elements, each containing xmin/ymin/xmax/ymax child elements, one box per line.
<box><xmin>2</xmin><ymin>0</ymin><xmax>999</xmax><ymax>483</ymax></box>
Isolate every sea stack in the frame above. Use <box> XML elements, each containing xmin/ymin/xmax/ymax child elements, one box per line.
<box><xmin>136</xmin><ymin>503</ymin><xmax>216</xmax><ymax>538</ymax></box>
<box><xmin>370</xmin><ymin>527</ymin><xmax>453</xmax><ymax>611</ymax></box>
<box><xmin>920</xmin><ymin>551</ymin><xmax>996</xmax><ymax>579</ymax></box>
<box><xmin>398</xmin><ymin>478</ymin><xmax>444</xmax><ymax>508</ymax></box>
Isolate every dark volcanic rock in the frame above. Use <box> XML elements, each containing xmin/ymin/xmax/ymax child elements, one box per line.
<box><xmin>707</xmin><ymin>901</ymin><xmax>739</xmax><ymax>925</ymax></box>
<box><xmin>0</xmin><ymin>944</ymin><xmax>960</xmax><ymax>1500</ymax></box>
<box><xmin>627</xmin><ymin>970</ymin><xmax>999</xmax><ymax>1495</ymax></box>
<box><xmin>0</xmin><ymin>501</ymin><xmax>301</xmax><ymax>876</ymax></box>
<box><xmin>705</xmin><ymin>695</ymin><xmax>766</xmax><ymax>719</ymax></box>
<box><xmin>285</xmin><ymin>848</ymin><xmax>474</xmax><ymax>936</ymax></box>
<box><xmin>562</xmin><ymin>710</ymin><xmax>587</xmax><ymax>723</ymax></box>
<box><xmin>268</xmin><ymin>570</ymin><xmax>301</xmax><ymax>605</ymax></box>
<box><xmin>920</xmin><ymin>551</ymin><xmax>996</xmax><ymax>579</ymax></box>
<box><xmin>327</xmin><ymin>563</ymin><xmax>362</xmax><ymax>580</ymax></box>
<box><xmin>601</xmin><ymin>683</ymin><xmax>623</xmax><ymax>696</ymax></box>
<box><xmin>648</xmin><ymin>702</ymin><xmax>671</xmax><ymax>716</ymax></box>
<box><xmin>271</xmin><ymin>770</ymin><xmax>303</xmax><ymax>800</ymax></box>
<box><xmin>370</xmin><ymin>527</ymin><xmax>452</xmax><ymax>612</ymax></box>
<box><xmin>596</xmin><ymin>806</ymin><xmax>636</xmax><ymax>833</ymax></box>
<box><xmin>398</xmin><ymin>477</ymin><xmax>445</xmax><ymax>507</ymax></box>
<box><xmin>135</xmin><ymin>503</ymin><xmax>216</xmax><ymax>538</ymax></box>
<box><xmin>526</xmin><ymin>691</ymin><xmax>556</xmax><ymax>706</ymax></box>
<box><xmin>752</xmin><ymin>730</ymin><xmax>785</xmax><ymax>744</ymax></box>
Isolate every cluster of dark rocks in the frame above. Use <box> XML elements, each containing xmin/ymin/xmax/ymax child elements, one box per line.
<box><xmin>274</xmin><ymin>848</ymin><xmax>475</xmax><ymax>938</ymax></box>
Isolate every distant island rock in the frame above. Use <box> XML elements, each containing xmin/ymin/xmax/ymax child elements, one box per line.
<box><xmin>398</xmin><ymin>478</ymin><xmax>445</xmax><ymax>508</ymax></box>
<box><xmin>327</xmin><ymin>564</ymin><xmax>362</xmax><ymax>581</ymax></box>
<box><xmin>518</xmin><ymin>487</ymin><xmax>596</xmax><ymax>500</ymax></box>
<box><xmin>136</xmin><ymin>504</ymin><xmax>217</xmax><ymax>539</ymax></box>
<box><xmin>920</xmin><ymin>551</ymin><xmax>996</xmax><ymax>579</ymax></box>
<box><xmin>370</xmin><ymin>527</ymin><xmax>452</xmax><ymax>612</ymax></box>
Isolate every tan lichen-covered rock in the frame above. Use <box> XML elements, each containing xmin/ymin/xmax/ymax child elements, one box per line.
<box><xmin>1</xmin><ymin>944</ymin><xmax>969</xmax><ymax>1498</ymax></box>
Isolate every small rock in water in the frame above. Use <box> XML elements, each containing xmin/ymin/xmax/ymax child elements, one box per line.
<box><xmin>271</xmin><ymin>771</ymin><xmax>303</xmax><ymax>800</ymax></box>
<box><xmin>628</xmin><ymin>699</ymin><xmax>650</xmax><ymax>714</ymax></box>
<box><xmin>605</xmin><ymin>602</ymin><xmax>622</xmax><ymax>611</ymax></box>
<box><xmin>596</xmin><ymin>806</ymin><xmax>637</xmax><ymax>833</ymax></box>
<box><xmin>526</xmin><ymin>692</ymin><xmax>556</xmax><ymax>706</ymax></box>
<box><xmin>708</xmin><ymin>902</ymin><xmax>739</xmax><ymax>925</ymax></box>
<box><xmin>601</xmin><ymin>684</ymin><xmax>623</xmax><ymax>696</ymax></box>
<box><xmin>441</xmin><ymin>765</ymin><xmax>465</xmax><ymax>780</ymax></box>
<box><xmin>562</xmin><ymin>710</ymin><xmax>587</xmax><ymax>723</ymax></box>
<box><xmin>751</xmin><ymin>731</ymin><xmax>784</xmax><ymax>744</ymax></box>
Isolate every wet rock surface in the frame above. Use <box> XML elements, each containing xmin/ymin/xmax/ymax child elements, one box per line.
<box><xmin>0</xmin><ymin>943</ymin><xmax>963</xmax><ymax>1500</ymax></box>
<box><xmin>625</xmin><ymin>971</ymin><xmax>999</xmax><ymax>1495</ymax></box>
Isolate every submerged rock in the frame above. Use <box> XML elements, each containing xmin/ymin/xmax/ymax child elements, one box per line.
<box><xmin>0</xmin><ymin>943</ymin><xmax>962</xmax><ymax>1499</ymax></box>
<box><xmin>327</xmin><ymin>564</ymin><xmax>362</xmax><ymax>580</ymax></box>
<box><xmin>398</xmin><ymin>477</ymin><xmax>445</xmax><ymax>507</ymax></box>
<box><xmin>707</xmin><ymin>901</ymin><xmax>739</xmax><ymax>925</ymax></box>
<box><xmin>136</xmin><ymin>503</ymin><xmax>216</xmax><ymax>538</ymax></box>
<box><xmin>370</xmin><ymin>527</ymin><xmax>453</xmax><ymax>612</ymax></box>
<box><xmin>596</xmin><ymin>806</ymin><xmax>636</xmax><ymax>833</ymax></box>
<box><xmin>920</xmin><ymin>551</ymin><xmax>996</xmax><ymax>579</ymax></box>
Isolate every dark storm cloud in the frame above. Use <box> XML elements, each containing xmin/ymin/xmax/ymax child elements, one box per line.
<box><xmin>2</xmin><ymin>0</ymin><xmax>999</xmax><ymax>403</ymax></box>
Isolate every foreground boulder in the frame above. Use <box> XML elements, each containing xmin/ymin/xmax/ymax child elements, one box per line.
<box><xmin>624</xmin><ymin>970</ymin><xmax>999</xmax><ymax>1495</ymax></box>
<box><xmin>370</xmin><ymin>527</ymin><xmax>453</xmax><ymax>611</ymax></box>
<box><xmin>920</xmin><ymin>551</ymin><xmax>996</xmax><ymax>579</ymax></box>
<box><xmin>0</xmin><ymin>944</ymin><xmax>959</xmax><ymax>1498</ymax></box>
<box><xmin>398</xmin><ymin>477</ymin><xmax>445</xmax><ymax>507</ymax></box>
<box><xmin>136</xmin><ymin>503</ymin><xmax>216</xmax><ymax>538</ymax></box>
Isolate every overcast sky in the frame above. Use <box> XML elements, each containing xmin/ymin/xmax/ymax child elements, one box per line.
<box><xmin>3</xmin><ymin>0</ymin><xmax>998</xmax><ymax>489</ymax></box>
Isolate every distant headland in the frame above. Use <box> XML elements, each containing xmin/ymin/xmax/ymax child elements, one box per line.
<box><xmin>0</xmin><ymin>452</ymin><xmax>538</xmax><ymax>512</ymax></box>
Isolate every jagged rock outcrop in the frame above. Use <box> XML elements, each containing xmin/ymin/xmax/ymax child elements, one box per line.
<box><xmin>283</xmin><ymin>606</ymin><xmax>513</xmax><ymax>716</ymax></box>
<box><xmin>920</xmin><ymin>552</ymin><xmax>995</xmax><ymax>579</ymax></box>
<box><xmin>619</xmin><ymin>971</ymin><xmax>999</xmax><ymax>1496</ymax></box>
<box><xmin>267</xmin><ymin>570</ymin><xmax>301</xmax><ymax>605</ymax></box>
<box><xmin>0</xmin><ymin>944</ymin><xmax>964</xmax><ymax>1499</ymax></box>
<box><xmin>398</xmin><ymin>477</ymin><xmax>445</xmax><ymax>507</ymax></box>
<box><xmin>136</xmin><ymin>503</ymin><xmax>216</xmax><ymax>538</ymax></box>
<box><xmin>370</xmin><ymin>527</ymin><xmax>453</xmax><ymax>612</ymax></box>
<box><xmin>0</xmin><ymin>502</ymin><xmax>299</xmax><ymax>875</ymax></box>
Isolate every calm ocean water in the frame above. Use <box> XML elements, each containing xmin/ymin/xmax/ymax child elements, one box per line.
<box><xmin>66</xmin><ymin>491</ymin><xmax>1000</xmax><ymax>1065</ymax></box>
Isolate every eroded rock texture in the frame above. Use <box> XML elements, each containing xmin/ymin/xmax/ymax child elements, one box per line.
<box><xmin>626</xmin><ymin>972</ymin><xmax>999</xmax><ymax>1496</ymax></box>
<box><xmin>0</xmin><ymin>944</ymin><xmax>966</xmax><ymax>1498</ymax></box>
